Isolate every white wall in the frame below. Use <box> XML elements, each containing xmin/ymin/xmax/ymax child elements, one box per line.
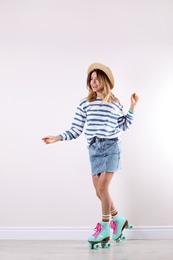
<box><xmin>0</xmin><ymin>0</ymin><xmax>173</xmax><ymax>229</ymax></box>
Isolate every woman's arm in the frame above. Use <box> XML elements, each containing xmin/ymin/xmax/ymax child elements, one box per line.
<box><xmin>42</xmin><ymin>100</ymin><xmax>87</xmax><ymax>144</ymax></box>
<box><xmin>118</xmin><ymin>93</ymin><xmax>139</xmax><ymax>131</ymax></box>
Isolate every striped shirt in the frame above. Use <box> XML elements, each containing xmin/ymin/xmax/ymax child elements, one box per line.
<box><xmin>60</xmin><ymin>97</ymin><xmax>134</xmax><ymax>145</ymax></box>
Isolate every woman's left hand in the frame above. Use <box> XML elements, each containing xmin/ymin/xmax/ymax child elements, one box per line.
<box><xmin>129</xmin><ymin>93</ymin><xmax>139</xmax><ymax>111</ymax></box>
<box><xmin>131</xmin><ymin>93</ymin><xmax>139</xmax><ymax>106</ymax></box>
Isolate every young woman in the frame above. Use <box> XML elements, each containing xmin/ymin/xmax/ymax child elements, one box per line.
<box><xmin>42</xmin><ymin>63</ymin><xmax>139</xmax><ymax>245</ymax></box>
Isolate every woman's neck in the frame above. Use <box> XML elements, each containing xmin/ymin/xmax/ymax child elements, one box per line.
<box><xmin>96</xmin><ymin>92</ymin><xmax>103</xmax><ymax>98</ymax></box>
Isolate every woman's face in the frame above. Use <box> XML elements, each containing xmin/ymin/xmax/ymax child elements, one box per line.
<box><xmin>90</xmin><ymin>71</ymin><xmax>103</xmax><ymax>96</ymax></box>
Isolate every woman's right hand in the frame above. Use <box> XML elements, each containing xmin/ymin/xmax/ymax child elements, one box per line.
<box><xmin>42</xmin><ymin>135</ymin><xmax>62</xmax><ymax>144</ymax></box>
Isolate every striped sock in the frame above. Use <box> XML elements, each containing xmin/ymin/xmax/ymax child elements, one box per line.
<box><xmin>102</xmin><ymin>214</ymin><xmax>110</xmax><ymax>222</ymax></box>
<box><xmin>110</xmin><ymin>209</ymin><xmax>118</xmax><ymax>217</ymax></box>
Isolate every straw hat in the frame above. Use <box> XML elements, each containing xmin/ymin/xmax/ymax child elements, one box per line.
<box><xmin>87</xmin><ymin>63</ymin><xmax>114</xmax><ymax>89</ymax></box>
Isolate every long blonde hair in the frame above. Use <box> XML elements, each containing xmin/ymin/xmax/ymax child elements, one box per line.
<box><xmin>86</xmin><ymin>69</ymin><xmax>117</xmax><ymax>103</ymax></box>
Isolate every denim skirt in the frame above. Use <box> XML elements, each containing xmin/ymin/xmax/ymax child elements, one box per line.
<box><xmin>88</xmin><ymin>137</ymin><xmax>122</xmax><ymax>175</ymax></box>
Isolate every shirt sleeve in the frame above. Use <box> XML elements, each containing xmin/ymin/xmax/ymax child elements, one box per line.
<box><xmin>117</xmin><ymin>103</ymin><xmax>134</xmax><ymax>131</ymax></box>
<box><xmin>59</xmin><ymin>102</ymin><xmax>87</xmax><ymax>141</ymax></box>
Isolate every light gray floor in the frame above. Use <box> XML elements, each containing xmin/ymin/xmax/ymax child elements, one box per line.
<box><xmin>0</xmin><ymin>240</ymin><xmax>173</xmax><ymax>260</ymax></box>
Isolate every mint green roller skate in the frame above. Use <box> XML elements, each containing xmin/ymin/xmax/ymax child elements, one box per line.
<box><xmin>88</xmin><ymin>222</ymin><xmax>111</xmax><ymax>249</ymax></box>
<box><xmin>110</xmin><ymin>214</ymin><xmax>133</xmax><ymax>243</ymax></box>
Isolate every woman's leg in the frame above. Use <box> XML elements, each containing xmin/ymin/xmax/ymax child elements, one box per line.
<box><xmin>92</xmin><ymin>172</ymin><xmax>116</xmax><ymax>216</ymax></box>
<box><xmin>90</xmin><ymin>172</ymin><xmax>131</xmax><ymax>243</ymax></box>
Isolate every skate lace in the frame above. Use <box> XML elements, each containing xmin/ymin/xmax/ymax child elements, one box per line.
<box><xmin>110</xmin><ymin>220</ymin><xmax>118</xmax><ymax>234</ymax></box>
<box><xmin>92</xmin><ymin>223</ymin><xmax>103</xmax><ymax>238</ymax></box>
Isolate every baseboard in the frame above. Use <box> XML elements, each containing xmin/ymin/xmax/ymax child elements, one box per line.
<box><xmin>0</xmin><ymin>226</ymin><xmax>173</xmax><ymax>240</ymax></box>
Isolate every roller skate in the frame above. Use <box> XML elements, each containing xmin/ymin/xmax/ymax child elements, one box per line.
<box><xmin>110</xmin><ymin>214</ymin><xmax>133</xmax><ymax>243</ymax></box>
<box><xmin>88</xmin><ymin>222</ymin><xmax>111</xmax><ymax>250</ymax></box>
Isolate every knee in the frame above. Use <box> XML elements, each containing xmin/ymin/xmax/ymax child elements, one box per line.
<box><xmin>95</xmin><ymin>189</ymin><xmax>101</xmax><ymax>199</ymax></box>
<box><xmin>97</xmin><ymin>185</ymin><xmax>107</xmax><ymax>195</ymax></box>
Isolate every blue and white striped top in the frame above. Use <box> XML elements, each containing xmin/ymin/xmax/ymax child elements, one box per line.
<box><xmin>60</xmin><ymin>97</ymin><xmax>134</xmax><ymax>145</ymax></box>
